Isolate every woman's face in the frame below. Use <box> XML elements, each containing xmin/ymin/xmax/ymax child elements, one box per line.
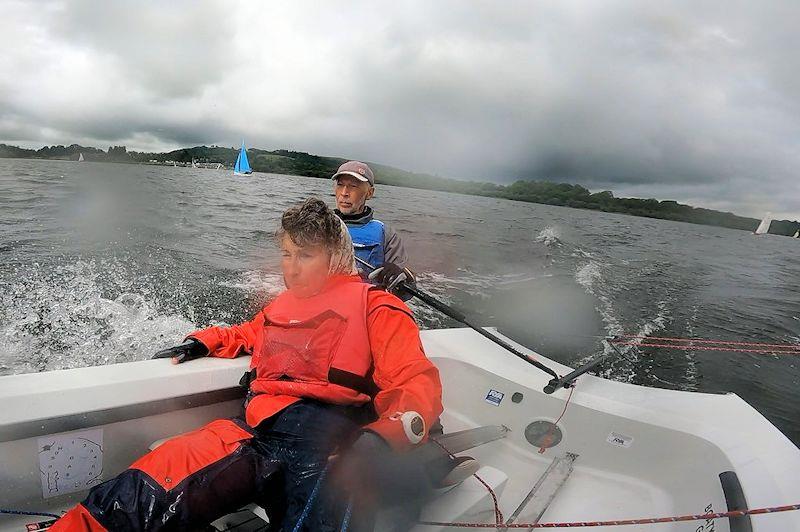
<box><xmin>280</xmin><ymin>235</ymin><xmax>332</xmax><ymax>298</ymax></box>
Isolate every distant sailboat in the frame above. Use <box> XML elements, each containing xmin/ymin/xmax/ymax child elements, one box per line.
<box><xmin>234</xmin><ymin>142</ymin><xmax>252</xmax><ymax>176</ymax></box>
<box><xmin>191</xmin><ymin>158</ymin><xmax>198</xmax><ymax>169</ymax></box>
<box><xmin>754</xmin><ymin>212</ymin><xmax>772</xmax><ymax>235</ymax></box>
<box><xmin>78</xmin><ymin>153</ymin><xmax>84</xmax><ymax>162</ymax></box>
<box><xmin>794</xmin><ymin>230</ymin><xmax>799</xmax><ymax>239</ymax></box>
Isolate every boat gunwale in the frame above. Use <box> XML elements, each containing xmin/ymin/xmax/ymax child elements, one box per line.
<box><xmin>0</xmin><ymin>386</ymin><xmax>245</xmax><ymax>443</ymax></box>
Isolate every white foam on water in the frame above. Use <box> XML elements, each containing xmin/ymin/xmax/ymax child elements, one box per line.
<box><xmin>535</xmin><ymin>226</ymin><xmax>561</xmax><ymax>246</ymax></box>
<box><xmin>574</xmin><ymin>258</ymin><xmax>700</xmax><ymax>391</ymax></box>
<box><xmin>219</xmin><ymin>269</ymin><xmax>284</xmax><ymax>297</ymax></box>
<box><xmin>409</xmin><ymin>272</ymin><xmax>462</xmax><ymax>329</ymax></box>
<box><xmin>0</xmin><ymin>260</ymin><xmax>195</xmax><ymax>376</ymax></box>
<box><xmin>422</xmin><ymin>270</ymin><xmax>497</xmax><ymax>292</ymax></box>
<box><xmin>573</xmin><ymin>260</ymin><xmax>700</xmax><ymax>388</ymax></box>
<box><xmin>682</xmin><ymin>304</ymin><xmax>700</xmax><ymax>387</ymax></box>
<box><xmin>571</xmin><ymin>247</ymin><xmax>596</xmax><ymax>260</ymax></box>
<box><xmin>493</xmin><ymin>273</ymin><xmax>554</xmax><ymax>287</ymax></box>
<box><xmin>575</xmin><ymin>261</ymin><xmax>622</xmax><ymax>335</ymax></box>
<box><xmin>425</xmin><ymin>268</ymin><xmax>555</xmax><ymax>293</ymax></box>
<box><xmin>574</xmin><ymin>261</ymin><xmax>602</xmax><ymax>291</ymax></box>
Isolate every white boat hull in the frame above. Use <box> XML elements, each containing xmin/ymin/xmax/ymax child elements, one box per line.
<box><xmin>0</xmin><ymin>328</ymin><xmax>798</xmax><ymax>530</ymax></box>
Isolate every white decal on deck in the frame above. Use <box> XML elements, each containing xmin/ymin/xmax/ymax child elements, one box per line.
<box><xmin>485</xmin><ymin>389</ymin><xmax>504</xmax><ymax>406</ymax></box>
<box><xmin>606</xmin><ymin>431</ymin><xmax>633</xmax><ymax>448</ymax></box>
<box><xmin>38</xmin><ymin>428</ymin><xmax>103</xmax><ymax>499</ymax></box>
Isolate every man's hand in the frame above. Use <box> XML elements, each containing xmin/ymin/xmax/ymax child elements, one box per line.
<box><xmin>152</xmin><ymin>338</ymin><xmax>208</xmax><ymax>364</ymax></box>
<box><xmin>368</xmin><ymin>262</ymin><xmax>413</xmax><ymax>293</ymax></box>
<box><xmin>331</xmin><ymin>431</ymin><xmax>390</xmax><ymax>503</ymax></box>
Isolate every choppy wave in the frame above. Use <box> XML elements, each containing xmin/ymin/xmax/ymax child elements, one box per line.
<box><xmin>535</xmin><ymin>226</ymin><xmax>562</xmax><ymax>246</ymax></box>
<box><xmin>0</xmin><ymin>260</ymin><xmax>195</xmax><ymax>375</ymax></box>
<box><xmin>219</xmin><ymin>269</ymin><xmax>284</xmax><ymax>297</ymax></box>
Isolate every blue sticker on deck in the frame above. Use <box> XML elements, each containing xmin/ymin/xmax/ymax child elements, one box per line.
<box><xmin>485</xmin><ymin>389</ymin><xmax>504</xmax><ymax>406</ymax></box>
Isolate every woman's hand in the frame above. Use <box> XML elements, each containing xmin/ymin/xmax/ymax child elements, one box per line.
<box><xmin>152</xmin><ymin>338</ymin><xmax>209</xmax><ymax>364</ymax></box>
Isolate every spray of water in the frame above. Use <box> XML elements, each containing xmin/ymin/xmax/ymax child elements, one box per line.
<box><xmin>0</xmin><ymin>260</ymin><xmax>195</xmax><ymax>375</ymax></box>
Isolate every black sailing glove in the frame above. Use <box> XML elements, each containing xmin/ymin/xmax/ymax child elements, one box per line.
<box><xmin>152</xmin><ymin>338</ymin><xmax>208</xmax><ymax>364</ymax></box>
<box><xmin>368</xmin><ymin>262</ymin><xmax>414</xmax><ymax>294</ymax></box>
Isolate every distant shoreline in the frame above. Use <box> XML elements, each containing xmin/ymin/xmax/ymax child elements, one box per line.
<box><xmin>2</xmin><ymin>142</ymin><xmax>798</xmax><ymax>236</ymax></box>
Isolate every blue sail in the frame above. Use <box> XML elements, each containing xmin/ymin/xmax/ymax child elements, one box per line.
<box><xmin>234</xmin><ymin>142</ymin><xmax>252</xmax><ymax>174</ymax></box>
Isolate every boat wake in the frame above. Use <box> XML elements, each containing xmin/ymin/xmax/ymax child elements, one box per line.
<box><xmin>573</xmin><ymin>258</ymin><xmax>699</xmax><ymax>390</ymax></box>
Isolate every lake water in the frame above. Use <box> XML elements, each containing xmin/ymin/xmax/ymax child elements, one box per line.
<box><xmin>1</xmin><ymin>159</ymin><xmax>798</xmax><ymax>444</ymax></box>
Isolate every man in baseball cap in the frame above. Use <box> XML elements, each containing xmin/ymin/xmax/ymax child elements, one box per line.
<box><xmin>332</xmin><ymin>160</ymin><xmax>415</xmax><ymax>296</ymax></box>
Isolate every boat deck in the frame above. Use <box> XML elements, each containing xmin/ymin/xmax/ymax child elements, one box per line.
<box><xmin>1</xmin><ymin>328</ymin><xmax>798</xmax><ymax>531</ymax></box>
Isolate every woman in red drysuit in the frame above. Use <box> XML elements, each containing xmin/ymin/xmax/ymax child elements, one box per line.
<box><xmin>50</xmin><ymin>198</ymin><xmax>443</xmax><ymax>532</ymax></box>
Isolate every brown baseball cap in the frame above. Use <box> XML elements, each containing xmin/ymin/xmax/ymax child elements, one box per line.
<box><xmin>332</xmin><ymin>160</ymin><xmax>375</xmax><ymax>186</ymax></box>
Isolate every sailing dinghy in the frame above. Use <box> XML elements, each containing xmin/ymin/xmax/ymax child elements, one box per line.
<box><xmin>754</xmin><ymin>212</ymin><xmax>772</xmax><ymax>235</ymax></box>
<box><xmin>1</xmin><ymin>327</ymin><xmax>798</xmax><ymax>531</ymax></box>
<box><xmin>77</xmin><ymin>153</ymin><xmax>84</xmax><ymax>162</ymax></box>
<box><xmin>234</xmin><ymin>141</ymin><xmax>252</xmax><ymax>176</ymax></box>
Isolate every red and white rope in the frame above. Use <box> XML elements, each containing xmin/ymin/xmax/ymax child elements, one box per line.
<box><xmin>609</xmin><ymin>335</ymin><xmax>800</xmax><ymax>355</ymax></box>
<box><xmin>418</xmin><ymin>502</ymin><xmax>800</xmax><ymax>528</ymax></box>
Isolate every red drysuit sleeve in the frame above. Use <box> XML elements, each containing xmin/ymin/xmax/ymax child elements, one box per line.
<box><xmin>363</xmin><ymin>291</ymin><xmax>443</xmax><ymax>451</ymax></box>
<box><xmin>188</xmin><ymin>310</ymin><xmax>265</xmax><ymax>359</ymax></box>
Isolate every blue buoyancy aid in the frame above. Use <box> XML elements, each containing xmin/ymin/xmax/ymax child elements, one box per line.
<box><xmin>347</xmin><ymin>219</ymin><xmax>385</xmax><ymax>271</ymax></box>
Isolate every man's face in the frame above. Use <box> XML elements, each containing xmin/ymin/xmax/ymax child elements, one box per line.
<box><xmin>334</xmin><ymin>175</ymin><xmax>374</xmax><ymax>215</ymax></box>
<box><xmin>280</xmin><ymin>235</ymin><xmax>332</xmax><ymax>298</ymax></box>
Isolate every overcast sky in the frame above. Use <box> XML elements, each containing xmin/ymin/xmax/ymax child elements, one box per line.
<box><xmin>1</xmin><ymin>1</ymin><xmax>799</xmax><ymax>218</ymax></box>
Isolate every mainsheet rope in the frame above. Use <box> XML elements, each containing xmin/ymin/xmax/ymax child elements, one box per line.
<box><xmin>430</xmin><ymin>438</ymin><xmax>504</xmax><ymax>525</ymax></box>
<box><xmin>609</xmin><ymin>335</ymin><xmax>800</xmax><ymax>355</ymax></box>
<box><xmin>417</xmin><ymin>503</ymin><xmax>800</xmax><ymax>528</ymax></box>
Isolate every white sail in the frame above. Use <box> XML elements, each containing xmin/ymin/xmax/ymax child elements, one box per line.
<box><xmin>794</xmin><ymin>230</ymin><xmax>799</xmax><ymax>238</ymax></box>
<box><xmin>78</xmin><ymin>153</ymin><xmax>84</xmax><ymax>162</ymax></box>
<box><xmin>754</xmin><ymin>212</ymin><xmax>772</xmax><ymax>235</ymax></box>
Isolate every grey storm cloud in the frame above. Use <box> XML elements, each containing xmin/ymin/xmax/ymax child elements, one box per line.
<box><xmin>1</xmin><ymin>0</ymin><xmax>799</xmax><ymax>218</ymax></box>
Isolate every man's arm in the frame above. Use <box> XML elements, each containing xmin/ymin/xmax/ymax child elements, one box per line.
<box><xmin>375</xmin><ymin>222</ymin><xmax>416</xmax><ymax>300</ymax></box>
<box><xmin>363</xmin><ymin>291</ymin><xmax>443</xmax><ymax>451</ymax></box>
<box><xmin>382</xmin><ymin>222</ymin><xmax>411</xmax><ymax>273</ymax></box>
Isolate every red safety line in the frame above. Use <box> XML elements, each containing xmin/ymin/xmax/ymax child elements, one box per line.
<box><xmin>614</xmin><ymin>335</ymin><xmax>800</xmax><ymax>350</ymax></box>
<box><xmin>473</xmin><ymin>473</ymin><xmax>504</xmax><ymax>525</ymax></box>
<box><xmin>430</xmin><ymin>438</ymin><xmax>504</xmax><ymax>524</ymax></box>
<box><xmin>418</xmin><ymin>503</ymin><xmax>800</xmax><ymax>528</ymax></box>
<box><xmin>611</xmin><ymin>341</ymin><xmax>800</xmax><ymax>355</ymax></box>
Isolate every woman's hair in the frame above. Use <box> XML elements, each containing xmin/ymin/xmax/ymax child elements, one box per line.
<box><xmin>277</xmin><ymin>198</ymin><xmax>357</xmax><ymax>274</ymax></box>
